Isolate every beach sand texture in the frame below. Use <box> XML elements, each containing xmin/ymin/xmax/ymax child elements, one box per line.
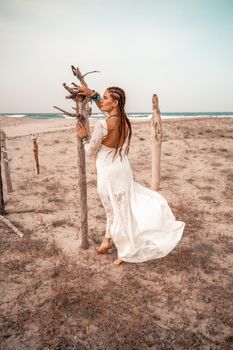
<box><xmin>0</xmin><ymin>116</ymin><xmax>232</xmax><ymax>349</ymax></box>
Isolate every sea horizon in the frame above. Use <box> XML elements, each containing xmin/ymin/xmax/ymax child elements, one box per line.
<box><xmin>1</xmin><ymin>111</ymin><xmax>233</xmax><ymax>121</ymax></box>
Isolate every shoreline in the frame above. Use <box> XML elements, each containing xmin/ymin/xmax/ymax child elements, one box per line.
<box><xmin>1</xmin><ymin>115</ymin><xmax>232</xmax><ymax>139</ymax></box>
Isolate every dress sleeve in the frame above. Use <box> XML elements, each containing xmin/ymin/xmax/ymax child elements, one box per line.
<box><xmin>84</xmin><ymin>120</ymin><xmax>108</xmax><ymax>157</ymax></box>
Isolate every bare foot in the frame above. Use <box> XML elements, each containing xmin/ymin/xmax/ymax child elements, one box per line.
<box><xmin>96</xmin><ymin>237</ymin><xmax>111</xmax><ymax>254</ymax></box>
<box><xmin>113</xmin><ymin>259</ymin><xmax>124</xmax><ymax>266</ymax></box>
<box><xmin>95</xmin><ymin>246</ymin><xmax>111</xmax><ymax>254</ymax></box>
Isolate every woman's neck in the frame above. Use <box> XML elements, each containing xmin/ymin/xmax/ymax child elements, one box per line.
<box><xmin>107</xmin><ymin>113</ymin><xmax>119</xmax><ymax>119</ymax></box>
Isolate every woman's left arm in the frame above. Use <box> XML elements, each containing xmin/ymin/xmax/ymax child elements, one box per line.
<box><xmin>76</xmin><ymin>120</ymin><xmax>107</xmax><ymax>157</ymax></box>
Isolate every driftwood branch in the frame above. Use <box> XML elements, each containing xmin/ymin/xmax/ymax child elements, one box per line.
<box><xmin>71</xmin><ymin>66</ymin><xmax>87</xmax><ymax>87</ymax></box>
<box><xmin>0</xmin><ymin>215</ymin><xmax>24</xmax><ymax>237</ymax></box>
<box><xmin>71</xmin><ymin>82</ymin><xmax>78</xmax><ymax>87</ymax></box>
<box><xmin>63</xmin><ymin>83</ymin><xmax>79</xmax><ymax>100</ymax></box>
<box><xmin>63</xmin><ymin>82</ymin><xmax>76</xmax><ymax>94</ymax></box>
<box><xmin>53</xmin><ymin>106</ymin><xmax>76</xmax><ymax>118</ymax></box>
<box><xmin>82</xmin><ymin>70</ymin><xmax>100</xmax><ymax>78</ymax></box>
<box><xmin>151</xmin><ymin>94</ymin><xmax>162</xmax><ymax>191</ymax></box>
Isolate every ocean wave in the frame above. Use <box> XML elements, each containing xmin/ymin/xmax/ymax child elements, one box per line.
<box><xmin>211</xmin><ymin>114</ymin><xmax>233</xmax><ymax>118</ymax></box>
<box><xmin>91</xmin><ymin>113</ymin><xmax>105</xmax><ymax>118</ymax></box>
<box><xmin>129</xmin><ymin>115</ymin><xmax>150</xmax><ymax>120</ymax></box>
<box><xmin>161</xmin><ymin>114</ymin><xmax>233</xmax><ymax>119</ymax></box>
<box><xmin>129</xmin><ymin>114</ymin><xmax>149</xmax><ymax>117</ymax></box>
<box><xmin>64</xmin><ymin>115</ymin><xmax>75</xmax><ymax>120</ymax></box>
<box><xmin>5</xmin><ymin>114</ymin><xmax>27</xmax><ymax>118</ymax></box>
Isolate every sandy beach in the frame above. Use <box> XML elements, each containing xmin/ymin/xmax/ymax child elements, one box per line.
<box><xmin>0</xmin><ymin>116</ymin><xmax>232</xmax><ymax>349</ymax></box>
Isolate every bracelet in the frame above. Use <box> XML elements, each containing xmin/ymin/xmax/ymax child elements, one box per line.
<box><xmin>90</xmin><ymin>90</ymin><xmax>101</xmax><ymax>102</ymax></box>
<box><xmin>81</xmin><ymin>136</ymin><xmax>90</xmax><ymax>145</ymax></box>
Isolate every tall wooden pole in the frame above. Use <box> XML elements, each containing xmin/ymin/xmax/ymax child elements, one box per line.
<box><xmin>54</xmin><ymin>66</ymin><xmax>99</xmax><ymax>250</ymax></box>
<box><xmin>76</xmin><ymin>99</ymin><xmax>92</xmax><ymax>250</ymax></box>
<box><xmin>0</xmin><ymin>128</ymin><xmax>5</xmax><ymax>215</ymax></box>
<box><xmin>76</xmin><ymin>114</ymin><xmax>89</xmax><ymax>249</ymax></box>
<box><xmin>73</xmin><ymin>67</ymin><xmax>91</xmax><ymax>250</ymax></box>
<box><xmin>151</xmin><ymin>94</ymin><xmax>162</xmax><ymax>191</ymax></box>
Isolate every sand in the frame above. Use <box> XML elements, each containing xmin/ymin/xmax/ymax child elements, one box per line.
<box><xmin>0</xmin><ymin>116</ymin><xmax>232</xmax><ymax>349</ymax></box>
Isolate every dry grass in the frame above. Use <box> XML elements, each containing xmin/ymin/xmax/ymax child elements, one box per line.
<box><xmin>1</xmin><ymin>197</ymin><xmax>232</xmax><ymax>350</ymax></box>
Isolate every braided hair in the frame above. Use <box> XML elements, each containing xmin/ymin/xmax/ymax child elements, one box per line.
<box><xmin>107</xmin><ymin>86</ymin><xmax>132</xmax><ymax>160</ymax></box>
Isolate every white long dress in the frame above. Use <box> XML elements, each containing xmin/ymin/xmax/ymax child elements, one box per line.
<box><xmin>85</xmin><ymin>119</ymin><xmax>185</xmax><ymax>263</ymax></box>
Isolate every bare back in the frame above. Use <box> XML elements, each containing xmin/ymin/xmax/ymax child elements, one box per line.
<box><xmin>102</xmin><ymin>117</ymin><xmax>129</xmax><ymax>148</ymax></box>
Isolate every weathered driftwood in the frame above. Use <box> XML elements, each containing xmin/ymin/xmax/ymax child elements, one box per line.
<box><xmin>53</xmin><ymin>106</ymin><xmax>76</xmax><ymax>118</ymax></box>
<box><xmin>0</xmin><ymin>215</ymin><xmax>24</xmax><ymax>237</ymax></box>
<box><xmin>31</xmin><ymin>135</ymin><xmax>40</xmax><ymax>174</ymax></box>
<box><xmin>1</xmin><ymin>130</ymin><xmax>13</xmax><ymax>193</ymax></box>
<box><xmin>0</xmin><ymin>128</ymin><xmax>5</xmax><ymax>215</ymax></box>
<box><xmin>151</xmin><ymin>94</ymin><xmax>162</xmax><ymax>191</ymax></box>
<box><xmin>72</xmin><ymin>66</ymin><xmax>91</xmax><ymax>249</ymax></box>
<box><xmin>53</xmin><ymin>66</ymin><xmax>99</xmax><ymax>250</ymax></box>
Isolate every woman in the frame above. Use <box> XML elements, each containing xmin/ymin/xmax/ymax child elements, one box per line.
<box><xmin>76</xmin><ymin>86</ymin><xmax>185</xmax><ymax>265</ymax></box>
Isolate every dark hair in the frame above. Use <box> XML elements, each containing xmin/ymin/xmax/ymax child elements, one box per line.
<box><xmin>107</xmin><ymin>86</ymin><xmax>132</xmax><ymax>159</ymax></box>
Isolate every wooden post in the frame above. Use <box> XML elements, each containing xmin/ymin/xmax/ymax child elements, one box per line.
<box><xmin>76</xmin><ymin>122</ymin><xmax>89</xmax><ymax>249</ymax></box>
<box><xmin>151</xmin><ymin>94</ymin><xmax>162</xmax><ymax>191</ymax></box>
<box><xmin>31</xmin><ymin>134</ymin><xmax>40</xmax><ymax>174</ymax></box>
<box><xmin>0</xmin><ymin>130</ymin><xmax>24</xmax><ymax>236</ymax></box>
<box><xmin>1</xmin><ymin>129</ymin><xmax>13</xmax><ymax>192</ymax></box>
<box><xmin>0</xmin><ymin>128</ymin><xmax>5</xmax><ymax>215</ymax></box>
<box><xmin>53</xmin><ymin>66</ymin><xmax>99</xmax><ymax>250</ymax></box>
<box><xmin>73</xmin><ymin>67</ymin><xmax>91</xmax><ymax>250</ymax></box>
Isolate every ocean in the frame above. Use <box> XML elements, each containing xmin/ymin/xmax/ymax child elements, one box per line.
<box><xmin>1</xmin><ymin>112</ymin><xmax>233</xmax><ymax>120</ymax></box>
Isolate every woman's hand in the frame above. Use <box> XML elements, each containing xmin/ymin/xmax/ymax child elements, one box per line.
<box><xmin>76</xmin><ymin>122</ymin><xmax>88</xmax><ymax>138</ymax></box>
<box><xmin>74</xmin><ymin>85</ymin><xmax>93</xmax><ymax>97</ymax></box>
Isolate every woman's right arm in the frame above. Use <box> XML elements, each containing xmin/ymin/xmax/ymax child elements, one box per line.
<box><xmin>95</xmin><ymin>100</ymin><xmax>102</xmax><ymax>111</ymax></box>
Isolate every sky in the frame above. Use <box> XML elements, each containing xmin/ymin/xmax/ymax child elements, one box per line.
<box><xmin>0</xmin><ymin>0</ymin><xmax>233</xmax><ymax>113</ymax></box>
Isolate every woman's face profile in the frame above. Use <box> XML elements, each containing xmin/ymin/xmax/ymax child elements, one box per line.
<box><xmin>100</xmin><ymin>90</ymin><xmax>117</xmax><ymax>113</ymax></box>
